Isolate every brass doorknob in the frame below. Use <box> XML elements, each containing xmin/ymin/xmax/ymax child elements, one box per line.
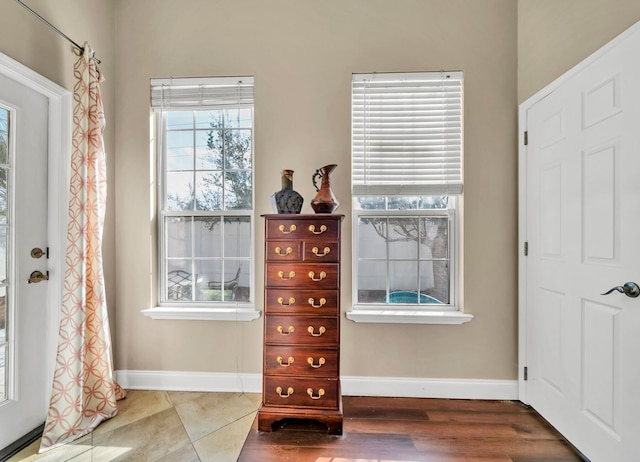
<box><xmin>28</xmin><ymin>270</ymin><xmax>49</xmax><ymax>284</ymax></box>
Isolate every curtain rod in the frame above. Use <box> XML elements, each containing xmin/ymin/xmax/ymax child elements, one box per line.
<box><xmin>15</xmin><ymin>0</ymin><xmax>101</xmax><ymax>64</ymax></box>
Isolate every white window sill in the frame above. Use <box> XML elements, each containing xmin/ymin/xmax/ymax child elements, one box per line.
<box><xmin>345</xmin><ymin>308</ymin><xmax>473</xmax><ymax>325</ymax></box>
<box><xmin>142</xmin><ymin>305</ymin><xmax>261</xmax><ymax>321</ymax></box>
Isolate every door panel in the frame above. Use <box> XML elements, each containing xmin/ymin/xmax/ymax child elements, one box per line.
<box><xmin>524</xmin><ymin>24</ymin><xmax>640</xmax><ymax>461</ymax></box>
<box><xmin>0</xmin><ymin>71</ymin><xmax>49</xmax><ymax>450</ymax></box>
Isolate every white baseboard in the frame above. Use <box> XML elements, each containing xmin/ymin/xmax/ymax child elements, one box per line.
<box><xmin>116</xmin><ymin>370</ymin><xmax>263</xmax><ymax>393</ymax></box>
<box><xmin>342</xmin><ymin>376</ymin><xmax>518</xmax><ymax>400</ymax></box>
<box><xmin>116</xmin><ymin>370</ymin><xmax>518</xmax><ymax>400</ymax></box>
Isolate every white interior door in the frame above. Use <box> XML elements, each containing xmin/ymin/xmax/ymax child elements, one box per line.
<box><xmin>521</xmin><ymin>23</ymin><xmax>640</xmax><ymax>462</ymax></box>
<box><xmin>0</xmin><ymin>71</ymin><xmax>50</xmax><ymax>450</ymax></box>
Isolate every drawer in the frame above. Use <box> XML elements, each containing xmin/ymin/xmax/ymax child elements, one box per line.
<box><xmin>266</xmin><ymin>218</ymin><xmax>340</xmax><ymax>240</ymax></box>
<box><xmin>265</xmin><ymin>289</ymin><xmax>339</xmax><ymax>316</ymax></box>
<box><xmin>263</xmin><ymin>376</ymin><xmax>339</xmax><ymax>410</ymax></box>
<box><xmin>265</xmin><ymin>263</ymin><xmax>338</xmax><ymax>289</ymax></box>
<box><xmin>264</xmin><ymin>346</ymin><xmax>338</xmax><ymax>377</ymax></box>
<box><xmin>302</xmin><ymin>241</ymin><xmax>339</xmax><ymax>263</ymax></box>
<box><xmin>265</xmin><ymin>240</ymin><xmax>302</xmax><ymax>262</ymax></box>
<box><xmin>265</xmin><ymin>315</ymin><xmax>339</xmax><ymax>346</ymax></box>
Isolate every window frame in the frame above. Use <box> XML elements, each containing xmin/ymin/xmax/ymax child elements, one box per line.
<box><xmin>143</xmin><ymin>77</ymin><xmax>259</xmax><ymax>321</ymax></box>
<box><xmin>347</xmin><ymin>71</ymin><xmax>471</xmax><ymax>325</ymax></box>
<box><xmin>352</xmin><ymin>201</ymin><xmax>457</xmax><ymax>310</ymax></box>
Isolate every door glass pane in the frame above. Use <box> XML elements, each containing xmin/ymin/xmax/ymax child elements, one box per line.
<box><xmin>0</xmin><ymin>169</ymin><xmax>7</xmax><ymax>225</ymax></box>
<box><xmin>0</xmin><ymin>226</ymin><xmax>6</xmax><ymax>284</ymax></box>
<box><xmin>0</xmin><ymin>345</ymin><xmax>5</xmax><ymax>401</ymax></box>
<box><xmin>0</xmin><ymin>107</ymin><xmax>8</xmax><ymax>227</ymax></box>
<box><xmin>0</xmin><ymin>106</ymin><xmax>8</xmax><ymax>404</ymax></box>
<box><xmin>0</xmin><ymin>107</ymin><xmax>8</xmax><ymax>164</ymax></box>
<box><xmin>0</xmin><ymin>287</ymin><xmax>6</xmax><ymax>402</ymax></box>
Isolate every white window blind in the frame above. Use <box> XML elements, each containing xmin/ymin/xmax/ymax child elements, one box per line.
<box><xmin>352</xmin><ymin>71</ymin><xmax>463</xmax><ymax>196</ymax></box>
<box><xmin>150</xmin><ymin>76</ymin><xmax>254</xmax><ymax>110</ymax></box>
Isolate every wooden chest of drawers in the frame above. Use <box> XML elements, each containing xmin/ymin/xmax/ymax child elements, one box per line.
<box><xmin>258</xmin><ymin>214</ymin><xmax>343</xmax><ymax>434</ymax></box>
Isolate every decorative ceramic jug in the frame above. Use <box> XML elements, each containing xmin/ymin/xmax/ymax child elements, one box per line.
<box><xmin>271</xmin><ymin>169</ymin><xmax>304</xmax><ymax>214</ymax></box>
<box><xmin>311</xmin><ymin>164</ymin><xmax>339</xmax><ymax>214</ymax></box>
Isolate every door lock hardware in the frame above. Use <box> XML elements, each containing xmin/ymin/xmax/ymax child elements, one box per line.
<box><xmin>27</xmin><ymin>270</ymin><xmax>49</xmax><ymax>284</ymax></box>
<box><xmin>601</xmin><ymin>282</ymin><xmax>640</xmax><ymax>298</ymax></box>
<box><xmin>31</xmin><ymin>247</ymin><xmax>48</xmax><ymax>259</ymax></box>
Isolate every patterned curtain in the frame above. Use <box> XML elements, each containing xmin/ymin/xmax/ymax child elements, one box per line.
<box><xmin>39</xmin><ymin>43</ymin><xmax>125</xmax><ymax>453</ymax></box>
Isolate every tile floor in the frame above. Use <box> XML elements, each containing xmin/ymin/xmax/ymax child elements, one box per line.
<box><xmin>8</xmin><ymin>390</ymin><xmax>261</xmax><ymax>462</ymax></box>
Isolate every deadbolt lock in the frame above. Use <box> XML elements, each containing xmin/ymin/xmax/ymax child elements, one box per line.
<box><xmin>31</xmin><ymin>247</ymin><xmax>48</xmax><ymax>259</ymax></box>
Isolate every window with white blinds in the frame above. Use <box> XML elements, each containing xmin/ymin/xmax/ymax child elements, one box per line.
<box><xmin>145</xmin><ymin>76</ymin><xmax>258</xmax><ymax>321</ymax></box>
<box><xmin>351</xmin><ymin>71</ymin><xmax>463</xmax><ymax>196</ymax></box>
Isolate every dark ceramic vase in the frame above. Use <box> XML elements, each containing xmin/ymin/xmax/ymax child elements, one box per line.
<box><xmin>271</xmin><ymin>169</ymin><xmax>303</xmax><ymax>214</ymax></box>
<box><xmin>311</xmin><ymin>164</ymin><xmax>339</xmax><ymax>214</ymax></box>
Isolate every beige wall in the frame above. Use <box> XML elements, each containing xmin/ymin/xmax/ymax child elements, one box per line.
<box><xmin>518</xmin><ymin>0</ymin><xmax>640</xmax><ymax>103</ymax></box>
<box><xmin>3</xmin><ymin>0</ymin><xmax>639</xmax><ymax>388</ymax></box>
<box><xmin>0</xmin><ymin>1</ymin><xmax>117</xmax><ymax>343</ymax></box>
<box><xmin>114</xmin><ymin>0</ymin><xmax>519</xmax><ymax>380</ymax></box>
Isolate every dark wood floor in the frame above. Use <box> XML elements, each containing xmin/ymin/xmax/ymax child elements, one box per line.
<box><xmin>238</xmin><ymin>396</ymin><xmax>585</xmax><ymax>462</ymax></box>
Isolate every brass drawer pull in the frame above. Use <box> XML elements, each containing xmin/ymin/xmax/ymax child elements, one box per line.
<box><xmin>278</xmin><ymin>224</ymin><xmax>296</xmax><ymax>234</ymax></box>
<box><xmin>308</xmin><ymin>271</ymin><xmax>326</xmax><ymax>281</ymax></box>
<box><xmin>308</xmin><ymin>224</ymin><xmax>327</xmax><ymax>235</ymax></box>
<box><xmin>277</xmin><ymin>325</ymin><xmax>295</xmax><ymax>335</ymax></box>
<box><xmin>307</xmin><ymin>356</ymin><xmax>326</xmax><ymax>368</ymax></box>
<box><xmin>307</xmin><ymin>388</ymin><xmax>325</xmax><ymax>400</ymax></box>
<box><xmin>276</xmin><ymin>386</ymin><xmax>294</xmax><ymax>398</ymax></box>
<box><xmin>308</xmin><ymin>297</ymin><xmax>326</xmax><ymax>308</ymax></box>
<box><xmin>274</xmin><ymin>246</ymin><xmax>293</xmax><ymax>256</ymax></box>
<box><xmin>277</xmin><ymin>356</ymin><xmax>295</xmax><ymax>367</ymax></box>
<box><xmin>278</xmin><ymin>270</ymin><xmax>296</xmax><ymax>280</ymax></box>
<box><xmin>312</xmin><ymin>246</ymin><xmax>331</xmax><ymax>257</ymax></box>
<box><xmin>307</xmin><ymin>325</ymin><xmax>326</xmax><ymax>337</ymax></box>
<box><xmin>278</xmin><ymin>297</ymin><xmax>295</xmax><ymax>306</ymax></box>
